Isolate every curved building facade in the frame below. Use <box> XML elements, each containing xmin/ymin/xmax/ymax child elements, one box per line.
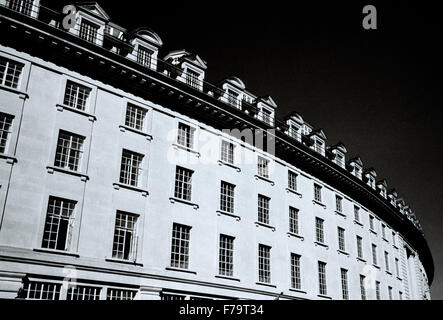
<box><xmin>0</xmin><ymin>1</ymin><xmax>433</xmax><ymax>300</ymax></box>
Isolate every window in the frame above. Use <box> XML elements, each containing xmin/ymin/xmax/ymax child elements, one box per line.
<box><xmin>41</xmin><ymin>197</ymin><xmax>76</xmax><ymax>251</ymax></box>
<box><xmin>372</xmin><ymin>244</ymin><xmax>378</xmax><ymax>265</ymax></box>
<box><xmin>338</xmin><ymin>227</ymin><xmax>346</xmax><ymax>251</ymax></box>
<box><xmin>220</xmin><ymin>181</ymin><xmax>235</xmax><ymax>213</ymax></box>
<box><xmin>392</xmin><ymin>232</ymin><xmax>396</xmax><ymax>247</ymax></box>
<box><xmin>0</xmin><ymin>57</ymin><xmax>24</xmax><ymax>89</ymax></box>
<box><xmin>369</xmin><ymin>215</ymin><xmax>375</xmax><ymax>231</ymax></box>
<box><xmin>174</xmin><ymin>166</ymin><xmax>193</xmax><ymax>201</ymax></box>
<box><xmin>170</xmin><ymin>223</ymin><xmax>191</xmax><ymax>269</ymax></box>
<box><xmin>388</xmin><ymin>286</ymin><xmax>393</xmax><ymax>300</ymax></box>
<box><xmin>125</xmin><ymin>103</ymin><xmax>147</xmax><ymax>131</ymax></box>
<box><xmin>335</xmin><ymin>195</ymin><xmax>343</xmax><ymax>213</ymax></box>
<box><xmin>336</xmin><ymin>153</ymin><xmax>345</xmax><ymax>167</ymax></box>
<box><xmin>112</xmin><ymin>211</ymin><xmax>138</xmax><ymax>261</ymax></box>
<box><xmin>382</xmin><ymin>224</ymin><xmax>387</xmax><ymax>239</ymax></box>
<box><xmin>340</xmin><ymin>269</ymin><xmax>349</xmax><ymax>300</ymax></box>
<box><xmin>262</xmin><ymin>108</ymin><xmax>273</xmax><ymax>125</ymax></box>
<box><xmin>177</xmin><ymin>122</ymin><xmax>195</xmax><ymax>149</ymax></box>
<box><xmin>356</xmin><ymin>236</ymin><xmax>363</xmax><ymax>259</ymax></box>
<box><xmin>257</xmin><ymin>156</ymin><xmax>269</xmax><ymax>179</ymax></box>
<box><xmin>395</xmin><ymin>258</ymin><xmax>400</xmax><ymax>277</ymax></box>
<box><xmin>314</xmin><ymin>184</ymin><xmax>322</xmax><ymax>203</ymax></box>
<box><xmin>288</xmin><ymin>171</ymin><xmax>298</xmax><ymax>191</ymax></box>
<box><xmin>258</xmin><ymin>244</ymin><xmax>271</xmax><ymax>283</ymax></box>
<box><xmin>54</xmin><ymin>131</ymin><xmax>84</xmax><ymax>172</ymax></box>
<box><xmin>375</xmin><ymin>281</ymin><xmax>381</xmax><ymax>300</ymax></box>
<box><xmin>360</xmin><ymin>275</ymin><xmax>366</xmax><ymax>300</ymax></box>
<box><xmin>185</xmin><ymin>69</ymin><xmax>200</xmax><ymax>89</ymax></box>
<box><xmin>22</xmin><ymin>281</ymin><xmax>61</xmax><ymax>300</ymax></box>
<box><xmin>227</xmin><ymin>89</ymin><xmax>239</xmax><ymax>108</ymax></box>
<box><xmin>384</xmin><ymin>251</ymin><xmax>390</xmax><ymax>272</ymax></box>
<box><xmin>221</xmin><ymin>140</ymin><xmax>234</xmax><ymax>164</ymax></box>
<box><xmin>8</xmin><ymin>0</ymin><xmax>34</xmax><ymax>16</ymax></box>
<box><xmin>354</xmin><ymin>206</ymin><xmax>360</xmax><ymax>222</ymax></box>
<box><xmin>137</xmin><ymin>46</ymin><xmax>153</xmax><ymax>68</ymax></box>
<box><xmin>315</xmin><ymin>217</ymin><xmax>325</xmax><ymax>244</ymax></box>
<box><xmin>79</xmin><ymin>19</ymin><xmax>99</xmax><ymax>44</ymax></box>
<box><xmin>119</xmin><ymin>149</ymin><xmax>144</xmax><ymax>187</ymax></box>
<box><xmin>219</xmin><ymin>234</ymin><xmax>234</xmax><ymax>277</ymax></box>
<box><xmin>289</xmin><ymin>207</ymin><xmax>299</xmax><ymax>235</ymax></box>
<box><xmin>0</xmin><ymin>113</ymin><xmax>13</xmax><ymax>154</ymax></box>
<box><xmin>107</xmin><ymin>289</ymin><xmax>137</xmax><ymax>300</ymax></box>
<box><xmin>63</xmin><ymin>80</ymin><xmax>91</xmax><ymax>111</ymax></box>
<box><xmin>318</xmin><ymin>261</ymin><xmax>327</xmax><ymax>295</ymax></box>
<box><xmin>399</xmin><ymin>291</ymin><xmax>403</xmax><ymax>300</ymax></box>
<box><xmin>258</xmin><ymin>195</ymin><xmax>270</xmax><ymax>225</ymax></box>
<box><xmin>290</xmin><ymin>253</ymin><xmax>301</xmax><ymax>290</ymax></box>
<box><xmin>67</xmin><ymin>286</ymin><xmax>101</xmax><ymax>300</ymax></box>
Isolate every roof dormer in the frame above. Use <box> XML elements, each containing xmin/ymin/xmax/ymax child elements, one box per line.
<box><xmin>127</xmin><ymin>27</ymin><xmax>163</xmax><ymax>70</ymax></box>
<box><xmin>330</xmin><ymin>142</ymin><xmax>347</xmax><ymax>168</ymax></box>
<box><xmin>256</xmin><ymin>96</ymin><xmax>277</xmax><ymax>126</ymax></box>
<box><xmin>387</xmin><ymin>189</ymin><xmax>398</xmax><ymax>206</ymax></box>
<box><xmin>73</xmin><ymin>2</ymin><xmax>110</xmax><ymax>46</ymax></box>
<box><xmin>348</xmin><ymin>157</ymin><xmax>363</xmax><ymax>179</ymax></box>
<box><xmin>164</xmin><ymin>49</ymin><xmax>207</xmax><ymax>91</ymax></box>
<box><xmin>309</xmin><ymin>129</ymin><xmax>327</xmax><ymax>156</ymax></box>
<box><xmin>284</xmin><ymin>112</ymin><xmax>304</xmax><ymax>142</ymax></box>
<box><xmin>220</xmin><ymin>76</ymin><xmax>246</xmax><ymax>109</ymax></box>
<box><xmin>363</xmin><ymin>168</ymin><xmax>377</xmax><ymax>189</ymax></box>
<box><xmin>6</xmin><ymin>0</ymin><xmax>40</xmax><ymax>18</ymax></box>
<box><xmin>396</xmin><ymin>198</ymin><xmax>406</xmax><ymax>214</ymax></box>
<box><xmin>376</xmin><ymin>179</ymin><xmax>388</xmax><ymax>198</ymax></box>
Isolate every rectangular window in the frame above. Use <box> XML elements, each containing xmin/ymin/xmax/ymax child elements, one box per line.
<box><xmin>315</xmin><ymin>140</ymin><xmax>323</xmax><ymax>153</ymax></box>
<box><xmin>186</xmin><ymin>69</ymin><xmax>200</xmax><ymax>89</ymax></box>
<box><xmin>289</xmin><ymin>207</ymin><xmax>299</xmax><ymax>235</ymax></box>
<box><xmin>258</xmin><ymin>194</ymin><xmax>270</xmax><ymax>225</ymax></box>
<box><xmin>106</xmin><ymin>289</ymin><xmax>137</xmax><ymax>300</ymax></box>
<box><xmin>257</xmin><ymin>156</ymin><xmax>269</xmax><ymax>179</ymax></box>
<box><xmin>376</xmin><ymin>281</ymin><xmax>381</xmax><ymax>300</ymax></box>
<box><xmin>335</xmin><ymin>195</ymin><xmax>343</xmax><ymax>213</ymax></box>
<box><xmin>262</xmin><ymin>108</ymin><xmax>273</xmax><ymax>125</ymax></box>
<box><xmin>227</xmin><ymin>89</ymin><xmax>240</xmax><ymax>108</ymax></box>
<box><xmin>382</xmin><ymin>224</ymin><xmax>387</xmax><ymax>239</ymax></box>
<box><xmin>369</xmin><ymin>215</ymin><xmax>375</xmax><ymax>231</ymax></box>
<box><xmin>8</xmin><ymin>0</ymin><xmax>34</xmax><ymax>16</ymax></box>
<box><xmin>42</xmin><ymin>197</ymin><xmax>76</xmax><ymax>251</ymax></box>
<box><xmin>360</xmin><ymin>275</ymin><xmax>366</xmax><ymax>300</ymax></box>
<box><xmin>356</xmin><ymin>236</ymin><xmax>363</xmax><ymax>259</ymax></box>
<box><xmin>385</xmin><ymin>251</ymin><xmax>390</xmax><ymax>272</ymax></box>
<box><xmin>315</xmin><ymin>217</ymin><xmax>325</xmax><ymax>244</ymax></box>
<box><xmin>340</xmin><ymin>268</ymin><xmax>349</xmax><ymax>300</ymax></box>
<box><xmin>67</xmin><ymin>286</ymin><xmax>101</xmax><ymax>300</ymax></box>
<box><xmin>63</xmin><ymin>80</ymin><xmax>91</xmax><ymax>111</ymax></box>
<box><xmin>338</xmin><ymin>227</ymin><xmax>346</xmax><ymax>251</ymax></box>
<box><xmin>119</xmin><ymin>149</ymin><xmax>144</xmax><ymax>187</ymax></box>
<box><xmin>112</xmin><ymin>211</ymin><xmax>138</xmax><ymax>261</ymax></box>
<box><xmin>258</xmin><ymin>244</ymin><xmax>271</xmax><ymax>283</ymax></box>
<box><xmin>336</xmin><ymin>153</ymin><xmax>345</xmax><ymax>167</ymax></box>
<box><xmin>314</xmin><ymin>184</ymin><xmax>322</xmax><ymax>203</ymax></box>
<box><xmin>174</xmin><ymin>166</ymin><xmax>193</xmax><ymax>201</ymax></box>
<box><xmin>395</xmin><ymin>258</ymin><xmax>400</xmax><ymax>277</ymax></box>
<box><xmin>388</xmin><ymin>286</ymin><xmax>393</xmax><ymax>300</ymax></box>
<box><xmin>290</xmin><ymin>253</ymin><xmax>301</xmax><ymax>290</ymax></box>
<box><xmin>125</xmin><ymin>103</ymin><xmax>147</xmax><ymax>131</ymax></box>
<box><xmin>392</xmin><ymin>232</ymin><xmax>396</xmax><ymax>247</ymax></box>
<box><xmin>318</xmin><ymin>261</ymin><xmax>327</xmax><ymax>295</ymax></box>
<box><xmin>54</xmin><ymin>130</ymin><xmax>84</xmax><ymax>172</ymax></box>
<box><xmin>137</xmin><ymin>46</ymin><xmax>153</xmax><ymax>68</ymax></box>
<box><xmin>0</xmin><ymin>57</ymin><xmax>24</xmax><ymax>89</ymax></box>
<box><xmin>170</xmin><ymin>223</ymin><xmax>191</xmax><ymax>269</ymax></box>
<box><xmin>219</xmin><ymin>234</ymin><xmax>234</xmax><ymax>277</ymax></box>
<box><xmin>0</xmin><ymin>113</ymin><xmax>14</xmax><ymax>154</ymax></box>
<box><xmin>221</xmin><ymin>140</ymin><xmax>234</xmax><ymax>164</ymax></box>
<box><xmin>372</xmin><ymin>244</ymin><xmax>378</xmax><ymax>265</ymax></box>
<box><xmin>354</xmin><ymin>206</ymin><xmax>360</xmax><ymax>222</ymax></box>
<box><xmin>177</xmin><ymin>122</ymin><xmax>195</xmax><ymax>149</ymax></box>
<box><xmin>288</xmin><ymin>171</ymin><xmax>298</xmax><ymax>191</ymax></box>
<box><xmin>79</xmin><ymin>19</ymin><xmax>99</xmax><ymax>44</ymax></box>
<box><xmin>220</xmin><ymin>181</ymin><xmax>235</xmax><ymax>214</ymax></box>
<box><xmin>22</xmin><ymin>281</ymin><xmax>61</xmax><ymax>300</ymax></box>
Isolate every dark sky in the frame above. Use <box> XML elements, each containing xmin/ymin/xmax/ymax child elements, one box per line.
<box><xmin>43</xmin><ymin>0</ymin><xmax>443</xmax><ymax>298</ymax></box>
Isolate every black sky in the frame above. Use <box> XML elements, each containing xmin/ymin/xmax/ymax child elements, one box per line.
<box><xmin>43</xmin><ymin>0</ymin><xmax>443</xmax><ymax>298</ymax></box>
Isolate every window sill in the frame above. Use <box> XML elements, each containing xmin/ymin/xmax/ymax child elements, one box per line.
<box><xmin>372</xmin><ymin>264</ymin><xmax>380</xmax><ymax>269</ymax></box>
<box><xmin>393</xmin><ymin>245</ymin><xmax>399</xmax><ymax>250</ymax></box>
<box><xmin>353</xmin><ymin>220</ymin><xmax>363</xmax><ymax>227</ymax></box>
<box><xmin>386</xmin><ymin>270</ymin><xmax>392</xmax><ymax>276</ymax></box>
<box><xmin>165</xmin><ymin>267</ymin><xmax>197</xmax><ymax>275</ymax></box>
<box><xmin>255</xmin><ymin>282</ymin><xmax>276</xmax><ymax>288</ymax></box>
<box><xmin>369</xmin><ymin>229</ymin><xmax>377</xmax><ymax>235</ymax></box>
<box><xmin>396</xmin><ymin>276</ymin><xmax>402</xmax><ymax>281</ymax></box>
<box><xmin>287</xmin><ymin>232</ymin><xmax>304</xmax><ymax>241</ymax></box>
<box><xmin>254</xmin><ymin>175</ymin><xmax>275</xmax><ymax>186</ymax></box>
<box><xmin>105</xmin><ymin>258</ymin><xmax>143</xmax><ymax>267</ymax></box>
<box><xmin>337</xmin><ymin>249</ymin><xmax>350</xmax><ymax>256</ymax></box>
<box><xmin>169</xmin><ymin>197</ymin><xmax>199</xmax><ymax>209</ymax></box>
<box><xmin>215</xmin><ymin>275</ymin><xmax>241</xmax><ymax>282</ymax></box>
<box><xmin>356</xmin><ymin>257</ymin><xmax>367</xmax><ymax>263</ymax></box>
<box><xmin>217</xmin><ymin>160</ymin><xmax>241</xmax><ymax>172</ymax></box>
<box><xmin>33</xmin><ymin>248</ymin><xmax>79</xmax><ymax>258</ymax></box>
<box><xmin>312</xmin><ymin>200</ymin><xmax>326</xmax><ymax>209</ymax></box>
<box><xmin>286</xmin><ymin>188</ymin><xmax>302</xmax><ymax>198</ymax></box>
<box><xmin>119</xmin><ymin>125</ymin><xmax>153</xmax><ymax>141</ymax></box>
<box><xmin>172</xmin><ymin>143</ymin><xmax>200</xmax><ymax>157</ymax></box>
<box><xmin>382</xmin><ymin>238</ymin><xmax>389</xmax><ymax>243</ymax></box>
<box><xmin>56</xmin><ymin>104</ymin><xmax>97</xmax><ymax>122</ymax></box>
<box><xmin>217</xmin><ymin>210</ymin><xmax>241</xmax><ymax>221</ymax></box>
<box><xmin>289</xmin><ymin>288</ymin><xmax>307</xmax><ymax>294</ymax></box>
<box><xmin>46</xmin><ymin>166</ymin><xmax>89</xmax><ymax>181</ymax></box>
<box><xmin>317</xmin><ymin>294</ymin><xmax>332</xmax><ymax>300</ymax></box>
<box><xmin>314</xmin><ymin>241</ymin><xmax>329</xmax><ymax>249</ymax></box>
<box><xmin>334</xmin><ymin>211</ymin><xmax>346</xmax><ymax>219</ymax></box>
<box><xmin>255</xmin><ymin>221</ymin><xmax>276</xmax><ymax>232</ymax></box>
<box><xmin>113</xmin><ymin>182</ymin><xmax>149</xmax><ymax>197</ymax></box>
<box><xmin>0</xmin><ymin>154</ymin><xmax>18</xmax><ymax>164</ymax></box>
<box><xmin>0</xmin><ymin>84</ymin><xmax>29</xmax><ymax>99</ymax></box>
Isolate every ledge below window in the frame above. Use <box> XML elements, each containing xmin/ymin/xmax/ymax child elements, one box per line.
<box><xmin>312</xmin><ymin>200</ymin><xmax>326</xmax><ymax>209</ymax></box>
<box><xmin>113</xmin><ymin>182</ymin><xmax>149</xmax><ymax>197</ymax></box>
<box><xmin>372</xmin><ymin>264</ymin><xmax>381</xmax><ymax>269</ymax></box>
<box><xmin>119</xmin><ymin>125</ymin><xmax>153</xmax><ymax>141</ymax></box>
<box><xmin>287</xmin><ymin>232</ymin><xmax>304</xmax><ymax>241</ymax></box>
<box><xmin>255</xmin><ymin>221</ymin><xmax>276</xmax><ymax>232</ymax></box>
<box><xmin>382</xmin><ymin>238</ymin><xmax>389</xmax><ymax>243</ymax></box>
<box><xmin>337</xmin><ymin>249</ymin><xmax>350</xmax><ymax>256</ymax></box>
<box><xmin>0</xmin><ymin>154</ymin><xmax>18</xmax><ymax>164</ymax></box>
<box><xmin>172</xmin><ymin>144</ymin><xmax>200</xmax><ymax>157</ymax></box>
<box><xmin>254</xmin><ymin>175</ymin><xmax>275</xmax><ymax>186</ymax></box>
<box><xmin>33</xmin><ymin>248</ymin><xmax>79</xmax><ymax>258</ymax></box>
<box><xmin>105</xmin><ymin>257</ymin><xmax>143</xmax><ymax>267</ymax></box>
<box><xmin>255</xmin><ymin>282</ymin><xmax>277</xmax><ymax>288</ymax></box>
<box><xmin>317</xmin><ymin>294</ymin><xmax>332</xmax><ymax>300</ymax></box>
<box><xmin>356</xmin><ymin>257</ymin><xmax>367</xmax><ymax>263</ymax></box>
<box><xmin>396</xmin><ymin>276</ymin><xmax>402</xmax><ymax>281</ymax></box>
<box><xmin>56</xmin><ymin>104</ymin><xmax>97</xmax><ymax>122</ymax></box>
<box><xmin>46</xmin><ymin>166</ymin><xmax>89</xmax><ymax>182</ymax></box>
<box><xmin>289</xmin><ymin>288</ymin><xmax>307</xmax><ymax>294</ymax></box>
<box><xmin>386</xmin><ymin>270</ymin><xmax>392</xmax><ymax>276</ymax></box>
<box><xmin>169</xmin><ymin>197</ymin><xmax>199</xmax><ymax>210</ymax></box>
<box><xmin>370</xmin><ymin>229</ymin><xmax>378</xmax><ymax>236</ymax></box>
<box><xmin>217</xmin><ymin>160</ymin><xmax>241</xmax><ymax>172</ymax></box>
<box><xmin>217</xmin><ymin>210</ymin><xmax>241</xmax><ymax>221</ymax></box>
<box><xmin>353</xmin><ymin>220</ymin><xmax>363</xmax><ymax>227</ymax></box>
<box><xmin>286</xmin><ymin>188</ymin><xmax>302</xmax><ymax>198</ymax></box>
<box><xmin>215</xmin><ymin>275</ymin><xmax>241</xmax><ymax>282</ymax></box>
<box><xmin>335</xmin><ymin>211</ymin><xmax>346</xmax><ymax>219</ymax></box>
<box><xmin>165</xmin><ymin>267</ymin><xmax>197</xmax><ymax>275</ymax></box>
<box><xmin>0</xmin><ymin>84</ymin><xmax>29</xmax><ymax>99</ymax></box>
<box><xmin>314</xmin><ymin>241</ymin><xmax>329</xmax><ymax>249</ymax></box>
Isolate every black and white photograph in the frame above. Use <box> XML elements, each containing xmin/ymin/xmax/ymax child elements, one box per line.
<box><xmin>0</xmin><ymin>0</ymin><xmax>442</xmax><ymax>313</ymax></box>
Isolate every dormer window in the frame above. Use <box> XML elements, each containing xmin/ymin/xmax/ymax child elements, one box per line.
<box><xmin>79</xmin><ymin>19</ymin><xmax>99</xmax><ymax>44</ymax></box>
<box><xmin>128</xmin><ymin>28</ymin><xmax>163</xmax><ymax>71</ymax></box>
<box><xmin>137</xmin><ymin>46</ymin><xmax>153</xmax><ymax>68</ymax></box>
<box><xmin>330</xmin><ymin>143</ymin><xmax>347</xmax><ymax>168</ymax></box>
<box><xmin>336</xmin><ymin>153</ymin><xmax>345</xmax><ymax>168</ymax></box>
<box><xmin>164</xmin><ymin>50</ymin><xmax>207</xmax><ymax>91</ymax></box>
<box><xmin>315</xmin><ymin>140</ymin><xmax>324</xmax><ymax>154</ymax></box>
<box><xmin>256</xmin><ymin>96</ymin><xmax>277</xmax><ymax>127</ymax></box>
<box><xmin>227</xmin><ymin>89</ymin><xmax>240</xmax><ymax>108</ymax></box>
<box><xmin>185</xmin><ymin>69</ymin><xmax>200</xmax><ymax>90</ymax></box>
<box><xmin>8</xmin><ymin>0</ymin><xmax>34</xmax><ymax>16</ymax></box>
<box><xmin>262</xmin><ymin>108</ymin><xmax>273</xmax><ymax>126</ymax></box>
